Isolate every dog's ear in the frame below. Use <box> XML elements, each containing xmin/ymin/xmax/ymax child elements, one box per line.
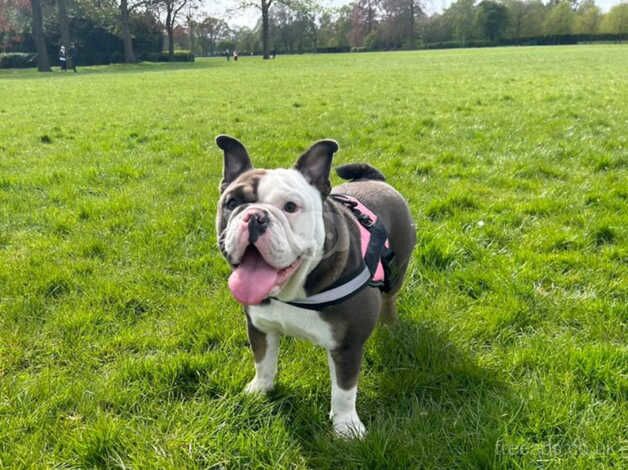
<box><xmin>216</xmin><ymin>135</ymin><xmax>253</xmax><ymax>193</ymax></box>
<box><xmin>294</xmin><ymin>139</ymin><xmax>339</xmax><ymax>198</ymax></box>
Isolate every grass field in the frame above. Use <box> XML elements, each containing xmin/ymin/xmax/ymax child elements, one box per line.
<box><xmin>0</xmin><ymin>45</ymin><xmax>626</xmax><ymax>468</ymax></box>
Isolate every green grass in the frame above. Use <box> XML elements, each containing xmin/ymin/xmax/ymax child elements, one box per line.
<box><xmin>0</xmin><ymin>46</ymin><xmax>626</xmax><ymax>468</ymax></box>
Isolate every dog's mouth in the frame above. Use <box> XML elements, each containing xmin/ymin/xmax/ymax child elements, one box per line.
<box><xmin>228</xmin><ymin>245</ymin><xmax>301</xmax><ymax>305</ymax></box>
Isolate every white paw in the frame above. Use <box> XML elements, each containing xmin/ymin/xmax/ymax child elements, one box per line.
<box><xmin>333</xmin><ymin>414</ymin><xmax>366</xmax><ymax>439</ymax></box>
<box><xmin>243</xmin><ymin>377</ymin><xmax>274</xmax><ymax>394</ymax></box>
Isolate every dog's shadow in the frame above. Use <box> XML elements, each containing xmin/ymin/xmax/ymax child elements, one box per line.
<box><xmin>266</xmin><ymin>317</ymin><xmax>517</xmax><ymax>468</ymax></box>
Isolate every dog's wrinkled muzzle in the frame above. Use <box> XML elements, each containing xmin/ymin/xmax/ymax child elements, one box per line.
<box><xmin>226</xmin><ymin>207</ymin><xmax>302</xmax><ymax>305</ymax></box>
<box><xmin>247</xmin><ymin>211</ymin><xmax>269</xmax><ymax>244</ymax></box>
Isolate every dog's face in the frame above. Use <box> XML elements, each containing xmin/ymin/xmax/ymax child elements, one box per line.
<box><xmin>215</xmin><ymin>136</ymin><xmax>338</xmax><ymax>305</ymax></box>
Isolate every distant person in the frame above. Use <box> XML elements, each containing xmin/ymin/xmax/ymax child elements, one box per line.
<box><xmin>271</xmin><ymin>49</ymin><xmax>277</xmax><ymax>59</ymax></box>
<box><xmin>225</xmin><ymin>49</ymin><xmax>230</xmax><ymax>61</ymax></box>
<box><xmin>59</xmin><ymin>45</ymin><xmax>67</xmax><ymax>71</ymax></box>
<box><xmin>70</xmin><ymin>43</ymin><xmax>78</xmax><ymax>72</ymax></box>
<box><xmin>233</xmin><ymin>49</ymin><xmax>238</xmax><ymax>61</ymax></box>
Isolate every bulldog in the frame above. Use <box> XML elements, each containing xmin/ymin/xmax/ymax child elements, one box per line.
<box><xmin>215</xmin><ymin>135</ymin><xmax>416</xmax><ymax>438</ymax></box>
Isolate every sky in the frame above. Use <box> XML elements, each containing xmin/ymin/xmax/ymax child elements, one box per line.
<box><xmin>202</xmin><ymin>0</ymin><xmax>625</xmax><ymax>28</ymax></box>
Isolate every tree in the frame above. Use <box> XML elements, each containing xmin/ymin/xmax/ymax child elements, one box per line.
<box><xmin>240</xmin><ymin>0</ymin><xmax>276</xmax><ymax>58</ymax></box>
<box><xmin>379</xmin><ymin>0</ymin><xmax>424</xmax><ymax>48</ymax></box>
<box><xmin>0</xmin><ymin>2</ymin><xmax>9</xmax><ymax>37</ymax></box>
<box><xmin>269</xmin><ymin>2</ymin><xmax>318</xmax><ymax>53</ymax></box>
<box><xmin>196</xmin><ymin>16</ymin><xmax>230</xmax><ymax>56</ymax></box>
<box><xmin>118</xmin><ymin>0</ymin><xmax>140</xmax><ymax>62</ymax></box>
<box><xmin>0</xmin><ymin>0</ymin><xmax>31</xmax><ymax>53</ymax></box>
<box><xmin>185</xmin><ymin>7</ymin><xmax>194</xmax><ymax>53</ymax></box>
<box><xmin>503</xmin><ymin>0</ymin><xmax>525</xmax><ymax>39</ymax></box>
<box><xmin>475</xmin><ymin>0</ymin><xmax>509</xmax><ymax>42</ymax></box>
<box><xmin>316</xmin><ymin>6</ymin><xmax>351</xmax><ymax>49</ymax></box>
<box><xmin>315</xmin><ymin>4</ymin><xmax>352</xmax><ymax>48</ymax></box>
<box><xmin>261</xmin><ymin>0</ymin><xmax>272</xmax><ymax>57</ymax></box>
<box><xmin>445</xmin><ymin>0</ymin><xmax>476</xmax><ymax>45</ymax></box>
<box><xmin>349</xmin><ymin>0</ymin><xmax>380</xmax><ymax>47</ymax></box>
<box><xmin>334</xmin><ymin>4</ymin><xmax>353</xmax><ymax>47</ymax></box>
<box><xmin>236</xmin><ymin>0</ymin><xmax>277</xmax><ymax>58</ymax></box>
<box><xmin>420</xmin><ymin>12</ymin><xmax>453</xmax><ymax>44</ymax></box>
<box><xmin>406</xmin><ymin>0</ymin><xmax>422</xmax><ymax>46</ymax></box>
<box><xmin>238</xmin><ymin>0</ymin><xmax>313</xmax><ymax>58</ymax></box>
<box><xmin>57</xmin><ymin>0</ymin><xmax>71</xmax><ymax>66</ymax></box>
<box><xmin>157</xmin><ymin>0</ymin><xmax>196</xmax><ymax>58</ymax></box>
<box><xmin>316</xmin><ymin>8</ymin><xmax>335</xmax><ymax>47</ymax></box>
<box><xmin>233</xmin><ymin>26</ymin><xmax>259</xmax><ymax>54</ymax></box>
<box><xmin>599</xmin><ymin>3</ymin><xmax>628</xmax><ymax>34</ymax></box>
<box><xmin>520</xmin><ymin>0</ymin><xmax>546</xmax><ymax>37</ymax></box>
<box><xmin>503</xmin><ymin>0</ymin><xmax>547</xmax><ymax>39</ymax></box>
<box><xmin>574</xmin><ymin>0</ymin><xmax>600</xmax><ymax>34</ymax></box>
<box><xmin>544</xmin><ymin>1</ymin><xmax>574</xmax><ymax>35</ymax></box>
<box><xmin>30</xmin><ymin>0</ymin><xmax>50</xmax><ymax>71</ymax></box>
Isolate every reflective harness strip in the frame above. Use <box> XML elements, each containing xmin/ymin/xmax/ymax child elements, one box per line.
<box><xmin>281</xmin><ymin>265</ymin><xmax>372</xmax><ymax>307</ymax></box>
<box><xmin>274</xmin><ymin>194</ymin><xmax>394</xmax><ymax>310</ymax></box>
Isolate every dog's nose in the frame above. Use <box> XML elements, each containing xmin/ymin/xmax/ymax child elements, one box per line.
<box><xmin>248</xmin><ymin>211</ymin><xmax>269</xmax><ymax>244</ymax></box>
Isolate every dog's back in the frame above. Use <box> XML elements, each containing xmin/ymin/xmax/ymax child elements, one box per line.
<box><xmin>332</xmin><ymin>164</ymin><xmax>416</xmax><ymax>297</ymax></box>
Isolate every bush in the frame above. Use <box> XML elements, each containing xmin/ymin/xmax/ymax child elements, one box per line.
<box><xmin>0</xmin><ymin>53</ymin><xmax>37</xmax><ymax>69</ymax></box>
<box><xmin>423</xmin><ymin>40</ymin><xmax>496</xmax><ymax>49</ymax></box>
<box><xmin>500</xmin><ymin>33</ymin><xmax>627</xmax><ymax>46</ymax></box>
<box><xmin>142</xmin><ymin>51</ymin><xmax>195</xmax><ymax>62</ymax></box>
<box><xmin>316</xmin><ymin>46</ymin><xmax>350</xmax><ymax>53</ymax></box>
<box><xmin>417</xmin><ymin>33</ymin><xmax>626</xmax><ymax>51</ymax></box>
<box><xmin>131</xmin><ymin>12</ymin><xmax>164</xmax><ymax>58</ymax></box>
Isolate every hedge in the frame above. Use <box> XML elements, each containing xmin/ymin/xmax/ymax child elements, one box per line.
<box><xmin>316</xmin><ymin>46</ymin><xmax>351</xmax><ymax>53</ymax></box>
<box><xmin>141</xmin><ymin>51</ymin><xmax>195</xmax><ymax>62</ymax></box>
<box><xmin>422</xmin><ymin>40</ymin><xmax>495</xmax><ymax>49</ymax></box>
<box><xmin>0</xmin><ymin>53</ymin><xmax>37</xmax><ymax>69</ymax></box>
<box><xmin>422</xmin><ymin>34</ymin><xmax>626</xmax><ymax>50</ymax></box>
<box><xmin>500</xmin><ymin>33</ymin><xmax>627</xmax><ymax>46</ymax></box>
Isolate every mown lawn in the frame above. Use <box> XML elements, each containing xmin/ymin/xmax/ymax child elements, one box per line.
<box><xmin>0</xmin><ymin>46</ymin><xmax>626</xmax><ymax>468</ymax></box>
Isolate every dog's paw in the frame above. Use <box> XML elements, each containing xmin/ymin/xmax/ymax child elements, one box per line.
<box><xmin>243</xmin><ymin>378</ymin><xmax>274</xmax><ymax>394</ymax></box>
<box><xmin>333</xmin><ymin>414</ymin><xmax>366</xmax><ymax>439</ymax></box>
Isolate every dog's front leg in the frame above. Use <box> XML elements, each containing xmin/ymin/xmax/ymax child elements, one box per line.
<box><xmin>327</xmin><ymin>346</ymin><xmax>366</xmax><ymax>439</ymax></box>
<box><xmin>244</xmin><ymin>315</ymin><xmax>279</xmax><ymax>393</ymax></box>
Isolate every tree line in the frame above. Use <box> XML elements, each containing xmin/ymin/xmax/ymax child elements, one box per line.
<box><xmin>1</xmin><ymin>0</ymin><xmax>626</xmax><ymax>71</ymax></box>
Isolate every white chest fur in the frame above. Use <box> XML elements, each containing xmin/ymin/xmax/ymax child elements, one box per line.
<box><xmin>248</xmin><ymin>300</ymin><xmax>337</xmax><ymax>350</ymax></box>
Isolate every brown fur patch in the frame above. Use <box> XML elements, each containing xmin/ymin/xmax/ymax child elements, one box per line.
<box><xmin>224</xmin><ymin>169</ymin><xmax>266</xmax><ymax>203</ymax></box>
<box><xmin>217</xmin><ymin>169</ymin><xmax>267</xmax><ymax>234</ymax></box>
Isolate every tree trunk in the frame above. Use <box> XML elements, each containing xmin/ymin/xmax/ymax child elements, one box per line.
<box><xmin>187</xmin><ymin>17</ymin><xmax>194</xmax><ymax>54</ymax></box>
<box><xmin>119</xmin><ymin>0</ymin><xmax>136</xmax><ymax>62</ymax></box>
<box><xmin>367</xmin><ymin>1</ymin><xmax>374</xmax><ymax>34</ymax></box>
<box><xmin>262</xmin><ymin>0</ymin><xmax>271</xmax><ymax>59</ymax></box>
<box><xmin>31</xmin><ymin>0</ymin><xmax>50</xmax><ymax>71</ymax></box>
<box><xmin>166</xmin><ymin>7</ymin><xmax>174</xmax><ymax>58</ymax></box>
<box><xmin>168</xmin><ymin>26</ymin><xmax>174</xmax><ymax>57</ymax></box>
<box><xmin>409</xmin><ymin>0</ymin><xmax>415</xmax><ymax>45</ymax></box>
<box><xmin>57</xmin><ymin>0</ymin><xmax>71</xmax><ymax>68</ymax></box>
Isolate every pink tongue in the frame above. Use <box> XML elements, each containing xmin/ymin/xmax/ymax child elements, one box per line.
<box><xmin>228</xmin><ymin>247</ymin><xmax>280</xmax><ymax>305</ymax></box>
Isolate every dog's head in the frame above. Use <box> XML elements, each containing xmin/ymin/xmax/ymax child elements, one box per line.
<box><xmin>215</xmin><ymin>135</ymin><xmax>338</xmax><ymax>305</ymax></box>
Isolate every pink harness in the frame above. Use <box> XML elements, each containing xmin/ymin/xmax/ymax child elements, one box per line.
<box><xmin>344</xmin><ymin>195</ymin><xmax>388</xmax><ymax>284</ymax></box>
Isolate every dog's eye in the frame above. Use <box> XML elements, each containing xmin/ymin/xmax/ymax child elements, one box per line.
<box><xmin>225</xmin><ymin>198</ymin><xmax>239</xmax><ymax>211</ymax></box>
<box><xmin>283</xmin><ymin>201</ymin><xmax>298</xmax><ymax>213</ymax></box>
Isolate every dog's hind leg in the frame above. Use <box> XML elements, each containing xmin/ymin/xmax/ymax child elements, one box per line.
<box><xmin>379</xmin><ymin>293</ymin><xmax>397</xmax><ymax>324</ymax></box>
<box><xmin>379</xmin><ymin>256</ymin><xmax>413</xmax><ymax>324</ymax></box>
